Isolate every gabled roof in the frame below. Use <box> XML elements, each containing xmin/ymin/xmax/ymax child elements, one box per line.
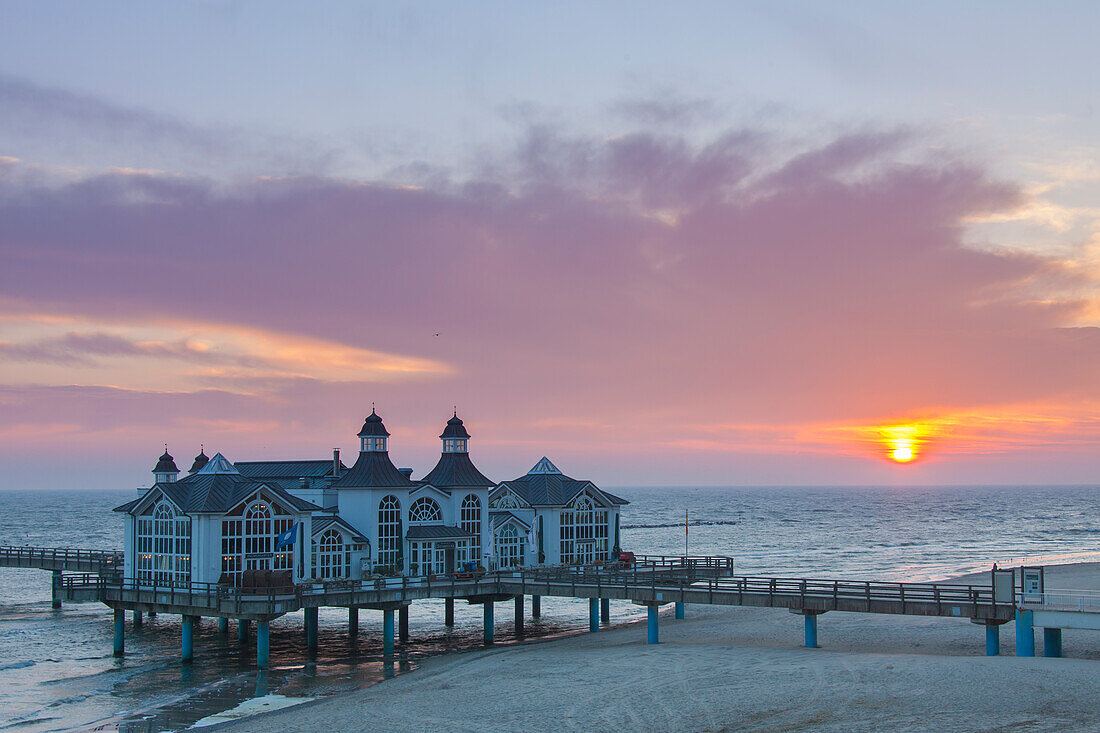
<box><xmin>312</xmin><ymin>515</ymin><xmax>369</xmax><ymax>542</ymax></box>
<box><xmin>496</xmin><ymin>459</ymin><xmax>629</xmax><ymax>508</ymax></box>
<box><xmin>406</xmin><ymin>525</ymin><xmax>476</xmax><ymax>540</ymax></box>
<box><xmin>114</xmin><ymin>462</ymin><xmax>321</xmax><ymax>515</ymax></box>
<box><xmin>489</xmin><ymin>510</ymin><xmax>531</xmax><ymax>531</ymax></box>
<box><xmin>332</xmin><ymin>450</ymin><xmax>413</xmax><ymax>489</ymax></box>
<box><xmin>235</xmin><ymin>460</ymin><xmax>343</xmax><ymax>479</ymax></box>
<box><xmin>420</xmin><ymin>452</ymin><xmax>494</xmax><ymax>489</ymax></box>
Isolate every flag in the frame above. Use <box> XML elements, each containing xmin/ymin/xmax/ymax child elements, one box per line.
<box><xmin>275</xmin><ymin>523</ymin><xmax>298</xmax><ymax>550</ymax></box>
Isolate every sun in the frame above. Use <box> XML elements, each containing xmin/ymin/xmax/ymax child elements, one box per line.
<box><xmin>891</xmin><ymin>446</ymin><xmax>914</xmax><ymax>462</ymax></box>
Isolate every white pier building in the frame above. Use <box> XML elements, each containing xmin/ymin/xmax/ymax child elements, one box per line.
<box><xmin>115</xmin><ymin>410</ymin><xmax>627</xmax><ymax>586</ymax></box>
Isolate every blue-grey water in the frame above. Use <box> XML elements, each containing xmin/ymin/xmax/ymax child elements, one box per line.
<box><xmin>1</xmin><ymin>485</ymin><xmax>1099</xmax><ymax>731</ymax></box>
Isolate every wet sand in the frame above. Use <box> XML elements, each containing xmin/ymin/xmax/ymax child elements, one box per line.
<box><xmin>211</xmin><ymin>563</ymin><xmax>1100</xmax><ymax>732</ymax></box>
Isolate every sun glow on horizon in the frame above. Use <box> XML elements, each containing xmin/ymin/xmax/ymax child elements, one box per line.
<box><xmin>880</xmin><ymin>424</ymin><xmax>925</xmax><ymax>464</ymax></box>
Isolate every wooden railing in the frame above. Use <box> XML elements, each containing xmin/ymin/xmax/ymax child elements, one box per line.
<box><xmin>0</xmin><ymin>545</ymin><xmax>122</xmax><ymax>569</ymax></box>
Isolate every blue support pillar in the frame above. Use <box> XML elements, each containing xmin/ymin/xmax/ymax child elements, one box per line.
<box><xmin>217</xmin><ymin>617</ymin><xmax>227</xmax><ymax>633</ymax></box>
<box><xmin>647</xmin><ymin>605</ymin><xmax>659</xmax><ymax>644</ymax></box>
<box><xmin>986</xmin><ymin>623</ymin><xmax>1000</xmax><ymax>656</ymax></box>
<box><xmin>305</xmin><ymin>607</ymin><xmax>318</xmax><ymax>650</ymax></box>
<box><xmin>532</xmin><ymin>595</ymin><xmax>541</xmax><ymax>618</ymax></box>
<box><xmin>1016</xmin><ymin>610</ymin><xmax>1035</xmax><ymax>657</ymax></box>
<box><xmin>113</xmin><ymin>608</ymin><xmax>124</xmax><ymax>657</ymax></box>
<box><xmin>256</xmin><ymin>621</ymin><xmax>269</xmax><ymax>668</ymax></box>
<box><xmin>589</xmin><ymin>598</ymin><xmax>600</xmax><ymax>632</ymax></box>
<box><xmin>383</xmin><ymin>609</ymin><xmax>395</xmax><ymax>656</ymax></box>
<box><xmin>349</xmin><ymin>607</ymin><xmax>359</xmax><ymax>638</ymax></box>
<box><xmin>182</xmin><ymin>615</ymin><xmax>194</xmax><ymax>663</ymax></box>
<box><xmin>1043</xmin><ymin>627</ymin><xmax>1063</xmax><ymax>658</ymax></box>
<box><xmin>600</xmin><ymin>598</ymin><xmax>610</xmax><ymax>624</ymax></box>
<box><xmin>238</xmin><ymin>619</ymin><xmax>250</xmax><ymax>644</ymax></box>
<box><xmin>134</xmin><ymin>610</ymin><xmax>143</xmax><ymax>627</ymax></box>
<box><xmin>675</xmin><ymin>602</ymin><xmax>685</xmax><ymax>620</ymax></box>
<box><xmin>52</xmin><ymin>570</ymin><xmax>63</xmax><ymax>609</ymax></box>
<box><xmin>804</xmin><ymin>613</ymin><xmax>819</xmax><ymax>648</ymax></box>
<box><xmin>483</xmin><ymin>601</ymin><xmax>495</xmax><ymax>643</ymax></box>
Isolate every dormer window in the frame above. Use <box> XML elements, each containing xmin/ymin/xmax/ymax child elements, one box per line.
<box><xmin>361</xmin><ymin>436</ymin><xmax>387</xmax><ymax>452</ymax></box>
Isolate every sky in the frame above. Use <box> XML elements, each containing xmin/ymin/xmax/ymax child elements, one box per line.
<box><xmin>1</xmin><ymin>1</ymin><xmax>1098</xmax><ymax>489</ymax></box>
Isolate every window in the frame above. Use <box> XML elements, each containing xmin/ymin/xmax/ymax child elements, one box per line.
<box><xmin>559</xmin><ymin>495</ymin><xmax>609</xmax><ymax>565</ymax></box>
<box><xmin>409</xmin><ymin>497</ymin><xmax>442</xmax><ymax>524</ymax></box>
<box><xmin>361</xmin><ymin>436</ymin><xmax>387</xmax><ymax>451</ymax></box>
<box><xmin>377</xmin><ymin>495</ymin><xmax>401</xmax><ymax>569</ymax></box>
<box><xmin>460</xmin><ymin>494</ymin><xmax>481</xmax><ymax>559</ymax></box>
<box><xmin>444</xmin><ymin>439</ymin><xmax>467</xmax><ymax>453</ymax></box>
<box><xmin>495</xmin><ymin>524</ymin><xmax>523</xmax><ymax>567</ymax></box>
<box><xmin>315</xmin><ymin>529</ymin><xmax>347</xmax><ymax>579</ymax></box>
<box><xmin>220</xmin><ymin>494</ymin><xmax>293</xmax><ymax>584</ymax></box>
<box><xmin>492</xmin><ymin>493</ymin><xmax>519</xmax><ymax>510</ymax></box>
<box><xmin>136</xmin><ymin>501</ymin><xmax>191</xmax><ymax>586</ymax></box>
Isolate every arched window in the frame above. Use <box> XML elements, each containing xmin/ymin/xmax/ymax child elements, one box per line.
<box><xmin>377</xmin><ymin>495</ymin><xmax>401</xmax><ymax>570</ymax></box>
<box><xmin>316</xmin><ymin>529</ymin><xmax>346</xmax><ymax>579</ymax></box>
<box><xmin>495</xmin><ymin>524</ymin><xmax>523</xmax><ymax>568</ymax></box>
<box><xmin>559</xmin><ymin>494</ymin><xmax>609</xmax><ymax>565</ymax></box>
<box><xmin>220</xmin><ymin>494</ymin><xmax>294</xmax><ymax>584</ymax></box>
<box><xmin>136</xmin><ymin>501</ymin><xmax>190</xmax><ymax>586</ymax></box>
<box><xmin>492</xmin><ymin>493</ymin><xmax>519</xmax><ymax>510</ymax></box>
<box><xmin>460</xmin><ymin>494</ymin><xmax>481</xmax><ymax>559</ymax></box>
<box><xmin>409</xmin><ymin>497</ymin><xmax>442</xmax><ymax>524</ymax></box>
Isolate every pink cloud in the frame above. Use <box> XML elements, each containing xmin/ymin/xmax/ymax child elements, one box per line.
<box><xmin>0</xmin><ymin>124</ymin><xmax>1098</xmax><ymax>486</ymax></box>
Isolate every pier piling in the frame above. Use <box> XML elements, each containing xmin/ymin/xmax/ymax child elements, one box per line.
<box><xmin>134</xmin><ymin>610</ymin><xmax>143</xmax><ymax>627</ymax></box>
<box><xmin>804</xmin><ymin>613</ymin><xmax>819</xmax><ymax>648</ymax></box>
<box><xmin>514</xmin><ymin>595</ymin><xmax>524</xmax><ymax>634</ymax></box>
<box><xmin>444</xmin><ymin>597</ymin><xmax>455</xmax><ymax>627</ymax></box>
<box><xmin>985</xmin><ymin>623</ymin><xmax>1000</xmax><ymax>656</ymax></box>
<box><xmin>217</xmin><ymin>617</ymin><xmax>227</xmax><ymax>634</ymax></box>
<box><xmin>51</xmin><ymin>570</ymin><xmax>62</xmax><ymax>609</ymax></box>
<box><xmin>1016</xmin><ymin>610</ymin><xmax>1035</xmax><ymax>657</ymax></box>
<box><xmin>256</xmin><ymin>621</ymin><xmax>270</xmax><ymax>668</ymax></box>
<box><xmin>532</xmin><ymin>595</ymin><xmax>541</xmax><ymax>619</ymax></box>
<box><xmin>305</xmin><ymin>607</ymin><xmax>319</xmax><ymax>650</ymax></box>
<box><xmin>238</xmin><ymin>619</ymin><xmax>250</xmax><ymax>644</ymax></box>
<box><xmin>182</xmin><ymin>615</ymin><xmax>195</xmax><ymax>663</ymax></box>
<box><xmin>600</xmin><ymin>598</ymin><xmax>610</xmax><ymax>624</ymax></box>
<box><xmin>483</xmin><ymin>601</ymin><xmax>495</xmax><ymax>643</ymax></box>
<box><xmin>383</xmin><ymin>609</ymin><xmax>395</xmax><ymax>656</ymax></box>
<box><xmin>675</xmin><ymin>602</ymin><xmax>685</xmax><ymax>620</ymax></box>
<box><xmin>399</xmin><ymin>605</ymin><xmax>409</xmax><ymax>642</ymax></box>
<box><xmin>647</xmin><ymin>605</ymin><xmax>659</xmax><ymax>644</ymax></box>
<box><xmin>113</xmin><ymin>608</ymin><xmax>124</xmax><ymax>656</ymax></box>
<box><xmin>589</xmin><ymin>598</ymin><xmax>600</xmax><ymax>632</ymax></box>
<box><xmin>1043</xmin><ymin>627</ymin><xmax>1063</xmax><ymax>658</ymax></box>
<box><xmin>349</xmin><ymin>606</ymin><xmax>359</xmax><ymax>638</ymax></box>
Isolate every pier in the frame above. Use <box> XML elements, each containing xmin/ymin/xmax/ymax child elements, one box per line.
<box><xmin>2</xmin><ymin>545</ymin><xmax>1038</xmax><ymax>667</ymax></box>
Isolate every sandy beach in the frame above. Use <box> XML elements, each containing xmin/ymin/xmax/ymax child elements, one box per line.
<box><xmin>209</xmin><ymin>563</ymin><xmax>1100</xmax><ymax>732</ymax></box>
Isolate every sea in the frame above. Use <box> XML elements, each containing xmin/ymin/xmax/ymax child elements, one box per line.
<box><xmin>1</xmin><ymin>484</ymin><xmax>1099</xmax><ymax>732</ymax></box>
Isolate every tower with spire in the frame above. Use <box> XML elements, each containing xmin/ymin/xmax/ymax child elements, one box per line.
<box><xmin>152</xmin><ymin>448</ymin><xmax>179</xmax><ymax>484</ymax></box>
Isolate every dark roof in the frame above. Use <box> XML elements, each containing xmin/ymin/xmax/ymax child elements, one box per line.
<box><xmin>496</xmin><ymin>458</ymin><xmax>629</xmax><ymax>507</ymax></box>
<box><xmin>420</xmin><ymin>452</ymin><xmax>494</xmax><ymax>489</ymax></box>
<box><xmin>116</xmin><ymin>453</ymin><xmax>321</xmax><ymax>515</ymax></box>
<box><xmin>153</xmin><ymin>450</ymin><xmax>178</xmax><ymax>474</ymax></box>
<box><xmin>357</xmin><ymin>409</ymin><xmax>390</xmax><ymax>437</ymax></box>
<box><xmin>113</xmin><ymin>497</ymin><xmax>142</xmax><ymax>514</ymax></box>
<box><xmin>333</xmin><ymin>450</ymin><xmax>413</xmax><ymax>489</ymax></box>
<box><xmin>188</xmin><ymin>450</ymin><xmax>209</xmax><ymax>474</ymax></box>
<box><xmin>489</xmin><ymin>510</ymin><xmax>531</xmax><ymax>530</ymax></box>
<box><xmin>406</xmin><ymin>525</ymin><xmax>476</xmax><ymax>540</ymax></box>
<box><xmin>312</xmin><ymin>515</ymin><xmax>369</xmax><ymax>542</ymax></box>
<box><xmin>440</xmin><ymin>412</ymin><xmax>471</xmax><ymax>439</ymax></box>
<box><xmin>235</xmin><ymin>460</ymin><xmax>343</xmax><ymax>479</ymax></box>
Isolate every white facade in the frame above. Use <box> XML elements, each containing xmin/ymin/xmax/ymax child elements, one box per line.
<box><xmin>118</xmin><ymin>414</ymin><xmax>627</xmax><ymax>587</ymax></box>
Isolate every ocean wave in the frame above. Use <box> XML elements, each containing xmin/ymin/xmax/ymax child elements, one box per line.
<box><xmin>621</xmin><ymin>520</ymin><xmax>741</xmax><ymax>529</ymax></box>
<box><xmin>0</xmin><ymin>661</ymin><xmax>34</xmax><ymax>671</ymax></box>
